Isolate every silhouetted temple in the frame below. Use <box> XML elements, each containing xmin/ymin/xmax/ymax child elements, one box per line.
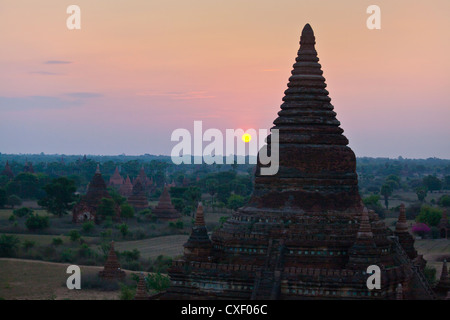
<box><xmin>99</xmin><ymin>241</ymin><xmax>126</xmax><ymax>280</ymax></box>
<box><xmin>72</xmin><ymin>165</ymin><xmax>120</xmax><ymax>223</ymax></box>
<box><xmin>23</xmin><ymin>161</ymin><xmax>34</xmax><ymax>173</ymax></box>
<box><xmin>1</xmin><ymin>161</ymin><xmax>14</xmax><ymax>179</ymax></box>
<box><xmin>127</xmin><ymin>178</ymin><xmax>149</xmax><ymax>212</ymax></box>
<box><xmin>153</xmin><ymin>186</ymin><xmax>180</xmax><ymax>221</ymax></box>
<box><xmin>161</xmin><ymin>24</ymin><xmax>436</xmax><ymax>300</ymax></box>
<box><xmin>119</xmin><ymin>175</ymin><xmax>134</xmax><ymax>197</ymax></box>
<box><xmin>109</xmin><ymin>166</ymin><xmax>124</xmax><ymax>188</ymax></box>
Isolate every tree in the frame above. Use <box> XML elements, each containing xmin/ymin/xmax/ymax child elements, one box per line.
<box><xmin>68</xmin><ymin>230</ymin><xmax>81</xmax><ymax>242</ymax></box>
<box><xmin>120</xmin><ymin>203</ymin><xmax>135</xmax><ymax>221</ymax></box>
<box><xmin>118</xmin><ymin>223</ymin><xmax>129</xmax><ymax>238</ymax></box>
<box><xmin>7</xmin><ymin>195</ymin><xmax>22</xmax><ymax>209</ymax></box>
<box><xmin>5</xmin><ymin>173</ymin><xmax>40</xmax><ymax>199</ymax></box>
<box><xmin>97</xmin><ymin>198</ymin><xmax>116</xmax><ymax>219</ymax></box>
<box><xmin>227</xmin><ymin>194</ymin><xmax>246</xmax><ymax>211</ymax></box>
<box><xmin>423</xmin><ymin>175</ymin><xmax>442</xmax><ymax>193</ymax></box>
<box><xmin>0</xmin><ymin>188</ymin><xmax>6</xmax><ymax>208</ymax></box>
<box><xmin>380</xmin><ymin>184</ymin><xmax>393</xmax><ymax>209</ymax></box>
<box><xmin>439</xmin><ymin>195</ymin><xmax>450</xmax><ymax>207</ymax></box>
<box><xmin>25</xmin><ymin>214</ymin><xmax>50</xmax><ymax>231</ymax></box>
<box><xmin>82</xmin><ymin>221</ymin><xmax>95</xmax><ymax>233</ymax></box>
<box><xmin>13</xmin><ymin>207</ymin><xmax>33</xmax><ymax>218</ymax></box>
<box><xmin>38</xmin><ymin>177</ymin><xmax>76</xmax><ymax>217</ymax></box>
<box><xmin>0</xmin><ymin>234</ymin><xmax>20</xmax><ymax>257</ymax></box>
<box><xmin>415</xmin><ymin>187</ymin><xmax>427</xmax><ymax>202</ymax></box>
<box><xmin>109</xmin><ymin>188</ymin><xmax>126</xmax><ymax>206</ymax></box>
<box><xmin>183</xmin><ymin>187</ymin><xmax>201</xmax><ymax>216</ymax></box>
<box><xmin>205</xmin><ymin>179</ymin><xmax>218</xmax><ymax>206</ymax></box>
<box><xmin>145</xmin><ymin>273</ymin><xmax>171</xmax><ymax>292</ymax></box>
<box><xmin>416</xmin><ymin>206</ymin><xmax>442</xmax><ymax>227</ymax></box>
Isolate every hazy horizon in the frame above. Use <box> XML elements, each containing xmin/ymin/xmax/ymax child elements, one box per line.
<box><xmin>1</xmin><ymin>0</ymin><xmax>449</xmax><ymax>158</ymax></box>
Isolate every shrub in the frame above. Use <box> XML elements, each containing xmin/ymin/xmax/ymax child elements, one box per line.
<box><xmin>439</xmin><ymin>195</ymin><xmax>450</xmax><ymax>207</ymax></box>
<box><xmin>8</xmin><ymin>215</ymin><xmax>16</xmax><ymax>222</ymax></box>
<box><xmin>416</xmin><ymin>206</ymin><xmax>442</xmax><ymax>227</ymax></box>
<box><xmin>52</xmin><ymin>237</ymin><xmax>63</xmax><ymax>246</ymax></box>
<box><xmin>61</xmin><ymin>248</ymin><xmax>74</xmax><ymax>262</ymax></box>
<box><xmin>119</xmin><ymin>284</ymin><xmax>135</xmax><ymax>300</ymax></box>
<box><xmin>13</xmin><ymin>207</ymin><xmax>33</xmax><ymax>218</ymax></box>
<box><xmin>120</xmin><ymin>249</ymin><xmax>141</xmax><ymax>262</ymax></box>
<box><xmin>118</xmin><ymin>223</ymin><xmax>129</xmax><ymax>238</ymax></box>
<box><xmin>22</xmin><ymin>239</ymin><xmax>36</xmax><ymax>250</ymax></box>
<box><xmin>0</xmin><ymin>234</ymin><xmax>20</xmax><ymax>257</ymax></box>
<box><xmin>82</xmin><ymin>221</ymin><xmax>95</xmax><ymax>233</ymax></box>
<box><xmin>145</xmin><ymin>272</ymin><xmax>170</xmax><ymax>292</ymax></box>
<box><xmin>25</xmin><ymin>214</ymin><xmax>49</xmax><ymax>231</ymax></box>
<box><xmin>411</xmin><ymin>223</ymin><xmax>431</xmax><ymax>237</ymax></box>
<box><xmin>68</xmin><ymin>230</ymin><xmax>81</xmax><ymax>242</ymax></box>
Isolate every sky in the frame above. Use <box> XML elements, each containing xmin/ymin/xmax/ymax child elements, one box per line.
<box><xmin>0</xmin><ymin>0</ymin><xmax>449</xmax><ymax>158</ymax></box>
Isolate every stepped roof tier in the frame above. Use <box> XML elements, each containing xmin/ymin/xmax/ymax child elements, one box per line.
<box><xmin>109</xmin><ymin>167</ymin><xmax>124</xmax><ymax>187</ymax></box>
<box><xmin>435</xmin><ymin>260</ymin><xmax>450</xmax><ymax>297</ymax></box>
<box><xmin>99</xmin><ymin>241</ymin><xmax>126</xmax><ymax>280</ymax></box>
<box><xmin>153</xmin><ymin>186</ymin><xmax>180</xmax><ymax>221</ymax></box>
<box><xmin>394</xmin><ymin>203</ymin><xmax>418</xmax><ymax>260</ymax></box>
<box><xmin>1</xmin><ymin>161</ymin><xmax>14</xmax><ymax>179</ymax></box>
<box><xmin>72</xmin><ymin>165</ymin><xmax>120</xmax><ymax>223</ymax></box>
<box><xmin>127</xmin><ymin>178</ymin><xmax>149</xmax><ymax>211</ymax></box>
<box><xmin>119</xmin><ymin>175</ymin><xmax>134</xmax><ymax>197</ymax></box>
<box><xmin>161</xmin><ymin>24</ymin><xmax>436</xmax><ymax>300</ymax></box>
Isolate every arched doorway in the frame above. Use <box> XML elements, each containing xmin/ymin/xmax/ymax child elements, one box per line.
<box><xmin>440</xmin><ymin>228</ymin><xmax>447</xmax><ymax>239</ymax></box>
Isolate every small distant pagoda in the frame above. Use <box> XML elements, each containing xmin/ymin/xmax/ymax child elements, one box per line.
<box><xmin>1</xmin><ymin>161</ymin><xmax>14</xmax><ymax>179</ymax></box>
<box><xmin>23</xmin><ymin>161</ymin><xmax>34</xmax><ymax>173</ymax></box>
<box><xmin>72</xmin><ymin>165</ymin><xmax>120</xmax><ymax>223</ymax></box>
<box><xmin>127</xmin><ymin>178</ymin><xmax>149</xmax><ymax>212</ymax></box>
<box><xmin>438</xmin><ymin>209</ymin><xmax>448</xmax><ymax>239</ymax></box>
<box><xmin>99</xmin><ymin>241</ymin><xmax>126</xmax><ymax>280</ymax></box>
<box><xmin>109</xmin><ymin>167</ymin><xmax>124</xmax><ymax>188</ymax></box>
<box><xmin>183</xmin><ymin>203</ymin><xmax>212</xmax><ymax>262</ymax></box>
<box><xmin>119</xmin><ymin>175</ymin><xmax>133</xmax><ymax>197</ymax></box>
<box><xmin>134</xmin><ymin>166</ymin><xmax>152</xmax><ymax>193</ymax></box>
<box><xmin>134</xmin><ymin>273</ymin><xmax>149</xmax><ymax>300</ymax></box>
<box><xmin>153</xmin><ymin>186</ymin><xmax>180</xmax><ymax>221</ymax></box>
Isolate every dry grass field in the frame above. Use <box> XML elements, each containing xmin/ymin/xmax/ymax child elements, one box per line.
<box><xmin>0</xmin><ymin>258</ymin><xmax>125</xmax><ymax>300</ymax></box>
<box><xmin>114</xmin><ymin>234</ymin><xmax>188</xmax><ymax>259</ymax></box>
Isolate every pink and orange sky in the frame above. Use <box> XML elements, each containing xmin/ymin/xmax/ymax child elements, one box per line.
<box><xmin>0</xmin><ymin>0</ymin><xmax>449</xmax><ymax>158</ymax></box>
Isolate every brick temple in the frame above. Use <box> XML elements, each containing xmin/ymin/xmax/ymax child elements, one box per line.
<box><xmin>160</xmin><ymin>24</ymin><xmax>436</xmax><ymax>300</ymax></box>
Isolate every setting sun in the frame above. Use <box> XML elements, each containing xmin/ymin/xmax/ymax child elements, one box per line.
<box><xmin>242</xmin><ymin>133</ymin><xmax>252</xmax><ymax>143</ymax></box>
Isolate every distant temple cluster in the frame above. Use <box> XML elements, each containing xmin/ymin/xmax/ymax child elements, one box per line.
<box><xmin>72</xmin><ymin>165</ymin><xmax>180</xmax><ymax>224</ymax></box>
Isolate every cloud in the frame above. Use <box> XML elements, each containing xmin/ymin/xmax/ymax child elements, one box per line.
<box><xmin>65</xmin><ymin>92</ymin><xmax>103</xmax><ymax>98</ymax></box>
<box><xmin>137</xmin><ymin>91</ymin><xmax>215</xmax><ymax>100</ymax></box>
<box><xmin>44</xmin><ymin>60</ymin><xmax>72</xmax><ymax>64</ymax></box>
<box><xmin>29</xmin><ymin>71</ymin><xmax>63</xmax><ymax>75</ymax></box>
<box><xmin>0</xmin><ymin>96</ymin><xmax>83</xmax><ymax>110</ymax></box>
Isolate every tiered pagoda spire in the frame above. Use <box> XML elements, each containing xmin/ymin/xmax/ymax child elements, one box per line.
<box><xmin>134</xmin><ymin>273</ymin><xmax>149</xmax><ymax>300</ymax></box>
<box><xmin>99</xmin><ymin>241</ymin><xmax>126</xmax><ymax>280</ymax></box>
<box><xmin>23</xmin><ymin>161</ymin><xmax>34</xmax><ymax>173</ymax></box>
<box><xmin>119</xmin><ymin>175</ymin><xmax>134</xmax><ymax>197</ymax></box>
<box><xmin>183</xmin><ymin>203</ymin><xmax>212</xmax><ymax>261</ymax></box>
<box><xmin>247</xmin><ymin>23</ymin><xmax>363</xmax><ymax>213</ymax></box>
<box><xmin>395</xmin><ymin>203</ymin><xmax>418</xmax><ymax>260</ymax></box>
<box><xmin>153</xmin><ymin>186</ymin><xmax>180</xmax><ymax>221</ymax></box>
<box><xmin>109</xmin><ymin>166</ymin><xmax>124</xmax><ymax>187</ymax></box>
<box><xmin>1</xmin><ymin>161</ymin><xmax>14</xmax><ymax>179</ymax></box>
<box><xmin>438</xmin><ymin>209</ymin><xmax>448</xmax><ymax>239</ymax></box>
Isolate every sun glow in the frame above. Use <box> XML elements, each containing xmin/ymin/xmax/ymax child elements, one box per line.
<box><xmin>242</xmin><ymin>133</ymin><xmax>252</xmax><ymax>143</ymax></box>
